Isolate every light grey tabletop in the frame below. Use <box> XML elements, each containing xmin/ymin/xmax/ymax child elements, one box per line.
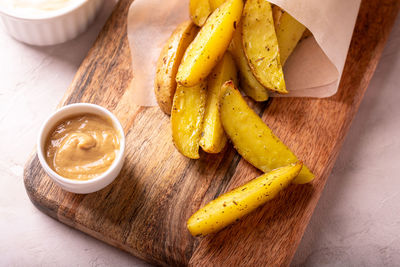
<box><xmin>1</xmin><ymin>2</ymin><xmax>399</xmax><ymax>266</ymax></box>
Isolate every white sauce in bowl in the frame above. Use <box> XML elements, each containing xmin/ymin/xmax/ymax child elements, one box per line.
<box><xmin>0</xmin><ymin>0</ymin><xmax>85</xmax><ymax>17</ymax></box>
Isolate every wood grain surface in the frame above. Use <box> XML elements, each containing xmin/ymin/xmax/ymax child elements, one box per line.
<box><xmin>23</xmin><ymin>0</ymin><xmax>400</xmax><ymax>266</ymax></box>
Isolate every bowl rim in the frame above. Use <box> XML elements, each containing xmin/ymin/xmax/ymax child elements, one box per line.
<box><xmin>0</xmin><ymin>0</ymin><xmax>89</xmax><ymax>21</ymax></box>
<box><xmin>37</xmin><ymin>103</ymin><xmax>126</xmax><ymax>186</ymax></box>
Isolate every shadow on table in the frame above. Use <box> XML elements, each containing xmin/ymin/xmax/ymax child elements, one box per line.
<box><xmin>13</xmin><ymin>0</ymin><xmax>118</xmax><ymax>69</ymax></box>
<box><xmin>292</xmin><ymin>14</ymin><xmax>400</xmax><ymax>267</ymax></box>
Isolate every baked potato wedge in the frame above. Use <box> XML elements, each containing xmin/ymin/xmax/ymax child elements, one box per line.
<box><xmin>209</xmin><ymin>0</ymin><xmax>226</xmax><ymax>10</ymax></box>
<box><xmin>176</xmin><ymin>0</ymin><xmax>243</xmax><ymax>87</ymax></box>
<box><xmin>187</xmin><ymin>162</ymin><xmax>303</xmax><ymax>236</ymax></box>
<box><xmin>155</xmin><ymin>21</ymin><xmax>198</xmax><ymax>115</ymax></box>
<box><xmin>274</xmin><ymin>8</ymin><xmax>306</xmax><ymax>65</ymax></box>
<box><xmin>220</xmin><ymin>81</ymin><xmax>314</xmax><ymax>184</ymax></box>
<box><xmin>189</xmin><ymin>0</ymin><xmax>211</xmax><ymax>27</ymax></box>
<box><xmin>171</xmin><ymin>82</ymin><xmax>207</xmax><ymax>159</ymax></box>
<box><xmin>242</xmin><ymin>0</ymin><xmax>287</xmax><ymax>94</ymax></box>
<box><xmin>229</xmin><ymin>23</ymin><xmax>269</xmax><ymax>101</ymax></box>
<box><xmin>189</xmin><ymin>0</ymin><xmax>227</xmax><ymax>27</ymax></box>
<box><xmin>200</xmin><ymin>52</ymin><xmax>238</xmax><ymax>153</ymax></box>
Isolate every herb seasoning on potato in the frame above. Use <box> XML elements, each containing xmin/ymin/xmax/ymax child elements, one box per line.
<box><xmin>242</xmin><ymin>0</ymin><xmax>287</xmax><ymax>93</ymax></box>
<box><xmin>171</xmin><ymin>82</ymin><xmax>207</xmax><ymax>159</ymax></box>
<box><xmin>156</xmin><ymin>0</ymin><xmax>312</xmax><ymax>181</ymax></box>
<box><xmin>220</xmin><ymin>81</ymin><xmax>314</xmax><ymax>184</ymax></box>
<box><xmin>176</xmin><ymin>0</ymin><xmax>243</xmax><ymax>86</ymax></box>
<box><xmin>189</xmin><ymin>0</ymin><xmax>228</xmax><ymax>27</ymax></box>
<box><xmin>187</xmin><ymin>162</ymin><xmax>303</xmax><ymax>236</ymax></box>
<box><xmin>155</xmin><ymin>21</ymin><xmax>198</xmax><ymax>115</ymax></box>
<box><xmin>199</xmin><ymin>52</ymin><xmax>238</xmax><ymax>153</ymax></box>
<box><xmin>151</xmin><ymin>0</ymin><xmax>314</xmax><ymax>238</ymax></box>
<box><xmin>229</xmin><ymin>21</ymin><xmax>269</xmax><ymax>101</ymax></box>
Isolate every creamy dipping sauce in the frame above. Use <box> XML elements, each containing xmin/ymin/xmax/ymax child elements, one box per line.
<box><xmin>0</xmin><ymin>0</ymin><xmax>84</xmax><ymax>16</ymax></box>
<box><xmin>45</xmin><ymin>114</ymin><xmax>120</xmax><ymax>180</ymax></box>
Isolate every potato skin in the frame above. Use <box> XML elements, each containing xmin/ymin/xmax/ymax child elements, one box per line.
<box><xmin>187</xmin><ymin>162</ymin><xmax>303</xmax><ymax>236</ymax></box>
<box><xmin>200</xmin><ymin>52</ymin><xmax>238</xmax><ymax>153</ymax></box>
<box><xmin>229</xmin><ymin>22</ymin><xmax>269</xmax><ymax>101</ymax></box>
<box><xmin>155</xmin><ymin>21</ymin><xmax>198</xmax><ymax>115</ymax></box>
<box><xmin>171</xmin><ymin>82</ymin><xmax>207</xmax><ymax>159</ymax></box>
<box><xmin>219</xmin><ymin>81</ymin><xmax>314</xmax><ymax>184</ymax></box>
<box><xmin>242</xmin><ymin>0</ymin><xmax>287</xmax><ymax>94</ymax></box>
<box><xmin>176</xmin><ymin>0</ymin><xmax>243</xmax><ymax>87</ymax></box>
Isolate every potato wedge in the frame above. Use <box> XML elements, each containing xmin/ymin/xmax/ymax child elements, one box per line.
<box><xmin>187</xmin><ymin>162</ymin><xmax>303</xmax><ymax>236</ymax></box>
<box><xmin>176</xmin><ymin>0</ymin><xmax>243</xmax><ymax>87</ymax></box>
<box><xmin>220</xmin><ymin>81</ymin><xmax>314</xmax><ymax>184</ymax></box>
<box><xmin>209</xmin><ymin>0</ymin><xmax>226</xmax><ymax>10</ymax></box>
<box><xmin>200</xmin><ymin>52</ymin><xmax>238</xmax><ymax>153</ymax></box>
<box><xmin>274</xmin><ymin>9</ymin><xmax>306</xmax><ymax>65</ymax></box>
<box><xmin>189</xmin><ymin>0</ymin><xmax>227</xmax><ymax>26</ymax></box>
<box><xmin>229</xmin><ymin>23</ymin><xmax>269</xmax><ymax>101</ymax></box>
<box><xmin>189</xmin><ymin>0</ymin><xmax>212</xmax><ymax>27</ymax></box>
<box><xmin>155</xmin><ymin>21</ymin><xmax>198</xmax><ymax>115</ymax></box>
<box><xmin>242</xmin><ymin>0</ymin><xmax>287</xmax><ymax>94</ymax></box>
<box><xmin>171</xmin><ymin>82</ymin><xmax>207</xmax><ymax>159</ymax></box>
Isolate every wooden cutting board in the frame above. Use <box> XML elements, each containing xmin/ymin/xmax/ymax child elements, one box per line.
<box><xmin>23</xmin><ymin>0</ymin><xmax>399</xmax><ymax>266</ymax></box>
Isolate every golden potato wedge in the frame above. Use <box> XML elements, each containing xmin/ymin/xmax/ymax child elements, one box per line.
<box><xmin>242</xmin><ymin>0</ymin><xmax>287</xmax><ymax>94</ymax></box>
<box><xmin>200</xmin><ymin>52</ymin><xmax>238</xmax><ymax>153</ymax></box>
<box><xmin>171</xmin><ymin>82</ymin><xmax>207</xmax><ymax>159</ymax></box>
<box><xmin>229</xmin><ymin>23</ymin><xmax>269</xmax><ymax>101</ymax></box>
<box><xmin>274</xmin><ymin>10</ymin><xmax>306</xmax><ymax>65</ymax></box>
<box><xmin>220</xmin><ymin>81</ymin><xmax>314</xmax><ymax>184</ymax></box>
<box><xmin>189</xmin><ymin>0</ymin><xmax>212</xmax><ymax>27</ymax></box>
<box><xmin>155</xmin><ymin>21</ymin><xmax>198</xmax><ymax>115</ymax></box>
<box><xmin>176</xmin><ymin>0</ymin><xmax>243</xmax><ymax>87</ymax></box>
<box><xmin>187</xmin><ymin>162</ymin><xmax>303</xmax><ymax>236</ymax></box>
<box><xmin>209</xmin><ymin>0</ymin><xmax>226</xmax><ymax>10</ymax></box>
<box><xmin>189</xmin><ymin>0</ymin><xmax>227</xmax><ymax>26</ymax></box>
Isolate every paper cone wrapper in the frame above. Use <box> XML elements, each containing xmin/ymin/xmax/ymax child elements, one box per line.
<box><xmin>127</xmin><ymin>0</ymin><xmax>361</xmax><ymax>106</ymax></box>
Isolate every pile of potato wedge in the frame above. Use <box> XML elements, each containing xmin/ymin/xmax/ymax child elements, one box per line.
<box><xmin>154</xmin><ymin>0</ymin><xmax>314</xmax><ymax>236</ymax></box>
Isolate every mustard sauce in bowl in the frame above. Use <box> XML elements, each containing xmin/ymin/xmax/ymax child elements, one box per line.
<box><xmin>45</xmin><ymin>114</ymin><xmax>120</xmax><ymax>180</ymax></box>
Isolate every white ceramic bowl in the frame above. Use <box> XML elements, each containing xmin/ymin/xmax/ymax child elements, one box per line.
<box><xmin>0</xmin><ymin>0</ymin><xmax>104</xmax><ymax>46</ymax></box>
<box><xmin>37</xmin><ymin>103</ymin><xmax>125</xmax><ymax>194</ymax></box>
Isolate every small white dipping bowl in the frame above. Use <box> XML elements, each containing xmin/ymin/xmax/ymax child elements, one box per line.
<box><xmin>0</xmin><ymin>0</ymin><xmax>104</xmax><ymax>46</ymax></box>
<box><xmin>37</xmin><ymin>103</ymin><xmax>125</xmax><ymax>194</ymax></box>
